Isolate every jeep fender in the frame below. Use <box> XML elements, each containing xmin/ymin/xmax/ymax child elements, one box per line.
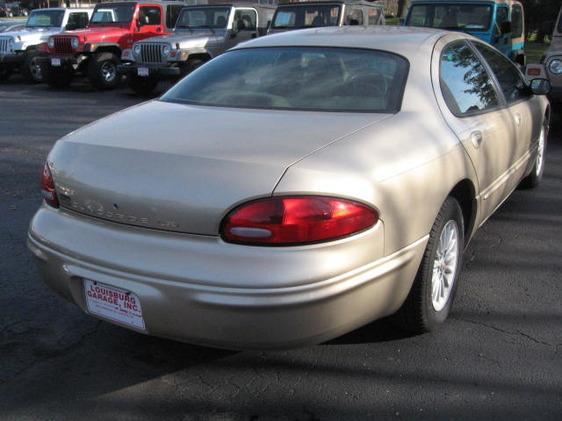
<box><xmin>185</xmin><ymin>48</ymin><xmax>212</xmax><ymax>62</ymax></box>
<box><xmin>91</xmin><ymin>43</ymin><xmax>122</xmax><ymax>57</ymax></box>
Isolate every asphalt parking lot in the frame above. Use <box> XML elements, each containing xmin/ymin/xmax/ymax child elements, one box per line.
<box><xmin>0</xmin><ymin>80</ymin><xmax>561</xmax><ymax>420</ymax></box>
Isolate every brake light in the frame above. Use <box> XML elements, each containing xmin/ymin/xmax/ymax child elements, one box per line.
<box><xmin>41</xmin><ymin>162</ymin><xmax>59</xmax><ymax>208</ymax></box>
<box><xmin>221</xmin><ymin>196</ymin><xmax>378</xmax><ymax>245</ymax></box>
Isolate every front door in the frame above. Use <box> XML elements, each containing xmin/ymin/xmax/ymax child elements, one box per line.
<box><xmin>132</xmin><ymin>5</ymin><xmax>164</xmax><ymax>43</ymax></box>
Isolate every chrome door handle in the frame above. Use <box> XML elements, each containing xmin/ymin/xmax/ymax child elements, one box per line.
<box><xmin>470</xmin><ymin>130</ymin><xmax>483</xmax><ymax>148</ymax></box>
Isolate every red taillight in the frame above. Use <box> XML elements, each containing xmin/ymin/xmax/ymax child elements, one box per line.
<box><xmin>41</xmin><ymin>162</ymin><xmax>59</xmax><ymax>208</ymax></box>
<box><xmin>221</xmin><ymin>196</ymin><xmax>378</xmax><ymax>245</ymax></box>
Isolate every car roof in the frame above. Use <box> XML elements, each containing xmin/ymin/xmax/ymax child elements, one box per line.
<box><xmin>235</xmin><ymin>26</ymin><xmax>450</xmax><ymax>59</ymax></box>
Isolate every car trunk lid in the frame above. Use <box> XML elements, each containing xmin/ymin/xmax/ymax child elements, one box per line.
<box><xmin>49</xmin><ymin>100</ymin><xmax>388</xmax><ymax>235</ymax></box>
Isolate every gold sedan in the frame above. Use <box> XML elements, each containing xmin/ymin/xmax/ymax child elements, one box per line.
<box><xmin>28</xmin><ymin>27</ymin><xmax>551</xmax><ymax>349</ymax></box>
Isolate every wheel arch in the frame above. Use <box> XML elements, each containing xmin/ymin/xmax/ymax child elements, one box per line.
<box><xmin>447</xmin><ymin>179</ymin><xmax>477</xmax><ymax>244</ymax></box>
<box><xmin>93</xmin><ymin>44</ymin><xmax>122</xmax><ymax>58</ymax></box>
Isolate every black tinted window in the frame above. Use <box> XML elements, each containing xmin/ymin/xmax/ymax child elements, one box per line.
<box><xmin>511</xmin><ymin>4</ymin><xmax>523</xmax><ymax>38</ymax></box>
<box><xmin>440</xmin><ymin>41</ymin><xmax>499</xmax><ymax>115</ymax></box>
<box><xmin>474</xmin><ymin>43</ymin><xmax>530</xmax><ymax>104</ymax></box>
<box><xmin>67</xmin><ymin>12</ymin><xmax>89</xmax><ymax>30</ymax></box>
<box><xmin>140</xmin><ymin>7</ymin><xmax>161</xmax><ymax>25</ymax></box>
<box><xmin>166</xmin><ymin>4</ymin><xmax>183</xmax><ymax>28</ymax></box>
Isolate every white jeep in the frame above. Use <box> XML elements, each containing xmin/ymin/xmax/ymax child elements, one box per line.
<box><xmin>0</xmin><ymin>7</ymin><xmax>92</xmax><ymax>83</ymax></box>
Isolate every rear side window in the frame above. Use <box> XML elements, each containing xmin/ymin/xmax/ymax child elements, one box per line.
<box><xmin>234</xmin><ymin>9</ymin><xmax>257</xmax><ymax>31</ymax></box>
<box><xmin>345</xmin><ymin>8</ymin><xmax>363</xmax><ymax>25</ymax></box>
<box><xmin>166</xmin><ymin>4</ymin><xmax>183</xmax><ymax>28</ymax></box>
<box><xmin>67</xmin><ymin>12</ymin><xmax>89</xmax><ymax>30</ymax></box>
<box><xmin>139</xmin><ymin>6</ymin><xmax>161</xmax><ymax>25</ymax></box>
<box><xmin>474</xmin><ymin>43</ymin><xmax>530</xmax><ymax>104</ymax></box>
<box><xmin>440</xmin><ymin>41</ymin><xmax>499</xmax><ymax>116</ymax></box>
<box><xmin>511</xmin><ymin>4</ymin><xmax>523</xmax><ymax>38</ymax></box>
<box><xmin>367</xmin><ymin>8</ymin><xmax>382</xmax><ymax>25</ymax></box>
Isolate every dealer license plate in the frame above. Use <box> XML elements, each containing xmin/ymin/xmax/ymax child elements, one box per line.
<box><xmin>84</xmin><ymin>280</ymin><xmax>145</xmax><ymax>331</ymax></box>
<box><xmin>137</xmin><ymin>67</ymin><xmax>149</xmax><ymax>77</ymax></box>
<box><xmin>51</xmin><ymin>58</ymin><xmax>61</xmax><ymax>67</ymax></box>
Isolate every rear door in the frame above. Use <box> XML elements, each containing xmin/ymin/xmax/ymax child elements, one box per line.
<box><xmin>473</xmin><ymin>41</ymin><xmax>543</xmax><ymax>188</ymax></box>
<box><xmin>432</xmin><ymin>38</ymin><xmax>516</xmax><ymax>225</ymax></box>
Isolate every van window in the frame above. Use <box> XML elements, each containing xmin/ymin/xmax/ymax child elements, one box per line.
<box><xmin>511</xmin><ymin>4</ymin><xmax>523</xmax><ymax>38</ymax></box>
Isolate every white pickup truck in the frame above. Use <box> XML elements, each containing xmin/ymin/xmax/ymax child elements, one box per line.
<box><xmin>0</xmin><ymin>7</ymin><xmax>92</xmax><ymax>82</ymax></box>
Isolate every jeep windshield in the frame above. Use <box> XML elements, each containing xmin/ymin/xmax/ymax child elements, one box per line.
<box><xmin>406</xmin><ymin>4</ymin><xmax>492</xmax><ymax>31</ymax></box>
<box><xmin>90</xmin><ymin>3</ymin><xmax>135</xmax><ymax>25</ymax></box>
<box><xmin>162</xmin><ymin>47</ymin><xmax>408</xmax><ymax>113</ymax></box>
<box><xmin>272</xmin><ymin>4</ymin><xmax>341</xmax><ymax>29</ymax></box>
<box><xmin>175</xmin><ymin>7</ymin><xmax>231</xmax><ymax>29</ymax></box>
<box><xmin>26</xmin><ymin>10</ymin><xmax>65</xmax><ymax>28</ymax></box>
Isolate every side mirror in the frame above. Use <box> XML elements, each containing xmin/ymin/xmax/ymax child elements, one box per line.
<box><xmin>500</xmin><ymin>20</ymin><xmax>512</xmax><ymax>35</ymax></box>
<box><xmin>529</xmin><ymin>78</ymin><xmax>551</xmax><ymax>95</ymax></box>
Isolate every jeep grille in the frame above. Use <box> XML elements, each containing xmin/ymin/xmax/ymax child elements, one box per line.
<box><xmin>140</xmin><ymin>44</ymin><xmax>165</xmax><ymax>63</ymax></box>
<box><xmin>0</xmin><ymin>37</ymin><xmax>11</xmax><ymax>54</ymax></box>
<box><xmin>53</xmin><ymin>37</ymin><xmax>73</xmax><ymax>54</ymax></box>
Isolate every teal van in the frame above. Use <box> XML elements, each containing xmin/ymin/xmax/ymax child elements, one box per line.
<box><xmin>404</xmin><ymin>0</ymin><xmax>525</xmax><ymax>64</ymax></box>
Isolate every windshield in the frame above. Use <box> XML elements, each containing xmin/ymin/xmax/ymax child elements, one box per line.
<box><xmin>407</xmin><ymin>4</ymin><xmax>493</xmax><ymax>31</ymax></box>
<box><xmin>272</xmin><ymin>5</ymin><xmax>341</xmax><ymax>29</ymax></box>
<box><xmin>90</xmin><ymin>4</ymin><xmax>135</xmax><ymax>24</ymax></box>
<box><xmin>162</xmin><ymin>47</ymin><xmax>408</xmax><ymax>113</ymax></box>
<box><xmin>176</xmin><ymin>7</ymin><xmax>231</xmax><ymax>29</ymax></box>
<box><xmin>26</xmin><ymin>10</ymin><xmax>65</xmax><ymax>28</ymax></box>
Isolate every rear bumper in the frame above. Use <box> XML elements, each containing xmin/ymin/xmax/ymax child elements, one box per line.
<box><xmin>119</xmin><ymin>62</ymin><xmax>180</xmax><ymax>78</ymax></box>
<box><xmin>28</xmin><ymin>205</ymin><xmax>426</xmax><ymax>350</ymax></box>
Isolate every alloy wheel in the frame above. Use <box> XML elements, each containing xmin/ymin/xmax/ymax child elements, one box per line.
<box><xmin>431</xmin><ymin>220</ymin><xmax>460</xmax><ymax>312</ymax></box>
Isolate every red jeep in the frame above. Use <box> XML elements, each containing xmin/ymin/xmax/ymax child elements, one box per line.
<box><xmin>42</xmin><ymin>1</ymin><xmax>183</xmax><ymax>89</ymax></box>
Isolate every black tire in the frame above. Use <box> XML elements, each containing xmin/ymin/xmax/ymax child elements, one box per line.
<box><xmin>178</xmin><ymin>58</ymin><xmax>204</xmax><ymax>78</ymax></box>
<box><xmin>0</xmin><ymin>66</ymin><xmax>12</xmax><ymax>82</ymax></box>
<box><xmin>21</xmin><ymin>50</ymin><xmax>44</xmax><ymax>83</ymax></box>
<box><xmin>127</xmin><ymin>74</ymin><xmax>159</xmax><ymax>97</ymax></box>
<box><xmin>43</xmin><ymin>63</ymin><xmax>73</xmax><ymax>88</ymax></box>
<box><xmin>393</xmin><ymin>197</ymin><xmax>465</xmax><ymax>333</ymax></box>
<box><xmin>87</xmin><ymin>52</ymin><xmax>121</xmax><ymax>90</ymax></box>
<box><xmin>519</xmin><ymin>120</ymin><xmax>548</xmax><ymax>189</ymax></box>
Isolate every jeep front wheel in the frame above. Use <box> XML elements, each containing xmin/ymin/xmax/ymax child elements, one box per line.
<box><xmin>21</xmin><ymin>50</ymin><xmax>44</xmax><ymax>83</ymax></box>
<box><xmin>127</xmin><ymin>74</ymin><xmax>159</xmax><ymax>97</ymax></box>
<box><xmin>88</xmin><ymin>52</ymin><xmax>120</xmax><ymax>90</ymax></box>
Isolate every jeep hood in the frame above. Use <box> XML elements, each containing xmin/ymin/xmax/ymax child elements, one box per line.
<box><xmin>59</xmin><ymin>25</ymin><xmax>130</xmax><ymax>42</ymax></box>
<box><xmin>47</xmin><ymin>100</ymin><xmax>388</xmax><ymax>235</ymax></box>
<box><xmin>141</xmin><ymin>31</ymin><xmax>223</xmax><ymax>49</ymax></box>
<box><xmin>1</xmin><ymin>26</ymin><xmax>59</xmax><ymax>42</ymax></box>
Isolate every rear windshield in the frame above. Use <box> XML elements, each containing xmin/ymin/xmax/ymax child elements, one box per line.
<box><xmin>90</xmin><ymin>4</ymin><xmax>135</xmax><ymax>24</ymax></box>
<box><xmin>161</xmin><ymin>47</ymin><xmax>408</xmax><ymax>113</ymax></box>
<box><xmin>407</xmin><ymin>4</ymin><xmax>492</xmax><ymax>31</ymax></box>
<box><xmin>272</xmin><ymin>5</ymin><xmax>341</xmax><ymax>29</ymax></box>
<box><xmin>26</xmin><ymin>10</ymin><xmax>65</xmax><ymax>28</ymax></box>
